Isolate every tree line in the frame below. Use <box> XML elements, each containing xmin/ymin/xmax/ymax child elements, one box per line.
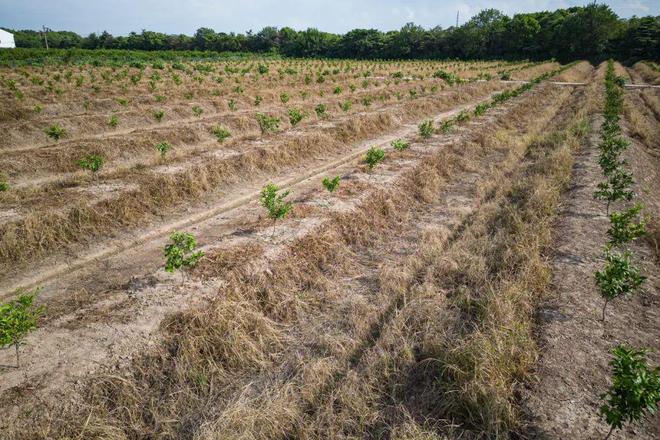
<box><xmin>5</xmin><ymin>4</ymin><xmax>659</xmax><ymax>62</ymax></box>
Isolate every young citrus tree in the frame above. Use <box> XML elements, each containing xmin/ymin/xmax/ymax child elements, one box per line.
<box><xmin>595</xmin><ymin>248</ymin><xmax>645</xmax><ymax>321</ymax></box>
<box><xmin>365</xmin><ymin>147</ymin><xmax>385</xmax><ymax>170</ymax></box>
<box><xmin>322</xmin><ymin>176</ymin><xmax>341</xmax><ymax>193</ymax></box>
<box><xmin>0</xmin><ymin>289</ymin><xmax>44</xmax><ymax>368</ymax></box>
<box><xmin>391</xmin><ymin>139</ymin><xmax>410</xmax><ymax>151</ymax></box>
<box><xmin>600</xmin><ymin>345</ymin><xmax>659</xmax><ymax>440</ymax></box>
<box><xmin>607</xmin><ymin>204</ymin><xmax>647</xmax><ymax>247</ymax></box>
<box><xmin>260</xmin><ymin>183</ymin><xmax>292</xmax><ymax>237</ymax></box>
<box><xmin>419</xmin><ymin>120</ymin><xmax>434</xmax><ymax>139</ymax></box>
<box><xmin>164</xmin><ymin>231</ymin><xmax>204</xmax><ymax>283</ymax></box>
<box><xmin>78</xmin><ymin>154</ymin><xmax>104</xmax><ymax>178</ymax></box>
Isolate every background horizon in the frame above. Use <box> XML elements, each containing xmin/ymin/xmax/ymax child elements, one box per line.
<box><xmin>1</xmin><ymin>0</ymin><xmax>658</xmax><ymax>36</ymax></box>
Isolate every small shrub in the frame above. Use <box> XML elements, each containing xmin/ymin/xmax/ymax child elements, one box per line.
<box><xmin>600</xmin><ymin>345</ymin><xmax>659</xmax><ymax>438</ymax></box>
<box><xmin>254</xmin><ymin>95</ymin><xmax>263</xmax><ymax>106</ymax></box>
<box><xmin>280</xmin><ymin>92</ymin><xmax>289</xmax><ymax>104</ymax></box>
<box><xmin>456</xmin><ymin>110</ymin><xmax>471</xmax><ymax>122</ymax></box>
<box><xmin>365</xmin><ymin>147</ymin><xmax>385</xmax><ymax>170</ymax></box>
<box><xmin>322</xmin><ymin>176</ymin><xmax>341</xmax><ymax>192</ymax></box>
<box><xmin>153</xmin><ymin>110</ymin><xmax>165</xmax><ymax>122</ymax></box>
<box><xmin>0</xmin><ymin>289</ymin><xmax>44</xmax><ymax>367</ymax></box>
<box><xmin>155</xmin><ymin>142</ymin><xmax>171</xmax><ymax>157</ymax></box>
<box><xmin>211</xmin><ymin>126</ymin><xmax>231</xmax><ymax>143</ymax></box>
<box><xmin>164</xmin><ymin>231</ymin><xmax>204</xmax><ymax>282</ymax></box>
<box><xmin>419</xmin><ymin>120</ymin><xmax>434</xmax><ymax>139</ymax></box>
<box><xmin>315</xmin><ymin>103</ymin><xmax>327</xmax><ymax>118</ymax></box>
<box><xmin>333</xmin><ymin>86</ymin><xmax>342</xmax><ymax>94</ymax></box>
<box><xmin>473</xmin><ymin>103</ymin><xmax>489</xmax><ymax>116</ymax></box>
<box><xmin>228</xmin><ymin>99</ymin><xmax>237</xmax><ymax>111</ymax></box>
<box><xmin>192</xmin><ymin>105</ymin><xmax>203</xmax><ymax>117</ymax></box>
<box><xmin>432</xmin><ymin>69</ymin><xmax>459</xmax><ymax>85</ymax></box>
<box><xmin>258</xmin><ymin>64</ymin><xmax>269</xmax><ymax>75</ymax></box>
<box><xmin>340</xmin><ymin>100</ymin><xmax>352</xmax><ymax>112</ymax></box>
<box><xmin>260</xmin><ymin>183</ymin><xmax>292</xmax><ymax>236</ymax></box>
<box><xmin>44</xmin><ymin>123</ymin><xmax>66</xmax><ymax>140</ymax></box>
<box><xmin>607</xmin><ymin>204</ymin><xmax>647</xmax><ymax>247</ymax></box>
<box><xmin>108</xmin><ymin>114</ymin><xmax>118</xmax><ymax>128</ymax></box>
<box><xmin>595</xmin><ymin>248</ymin><xmax>645</xmax><ymax>321</ymax></box>
<box><xmin>288</xmin><ymin>108</ymin><xmax>305</xmax><ymax>126</ymax></box>
<box><xmin>391</xmin><ymin>139</ymin><xmax>410</xmax><ymax>151</ymax></box>
<box><xmin>440</xmin><ymin>120</ymin><xmax>454</xmax><ymax>134</ymax></box>
<box><xmin>500</xmin><ymin>72</ymin><xmax>512</xmax><ymax>80</ymax></box>
<box><xmin>78</xmin><ymin>154</ymin><xmax>104</xmax><ymax>176</ymax></box>
<box><xmin>594</xmin><ymin>167</ymin><xmax>635</xmax><ymax>213</ymax></box>
<box><xmin>256</xmin><ymin>113</ymin><xmax>280</xmax><ymax>134</ymax></box>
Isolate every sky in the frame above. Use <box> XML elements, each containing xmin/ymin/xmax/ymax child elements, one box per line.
<box><xmin>0</xmin><ymin>1</ymin><xmax>657</xmax><ymax>36</ymax></box>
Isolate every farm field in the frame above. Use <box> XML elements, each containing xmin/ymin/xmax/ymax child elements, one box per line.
<box><xmin>0</xmin><ymin>56</ymin><xmax>658</xmax><ymax>439</ymax></box>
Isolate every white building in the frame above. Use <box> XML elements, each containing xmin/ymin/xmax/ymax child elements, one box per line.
<box><xmin>0</xmin><ymin>29</ymin><xmax>16</xmax><ymax>48</ymax></box>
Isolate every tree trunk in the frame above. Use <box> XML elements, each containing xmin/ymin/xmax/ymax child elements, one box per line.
<box><xmin>601</xmin><ymin>299</ymin><xmax>609</xmax><ymax>322</ymax></box>
<box><xmin>604</xmin><ymin>425</ymin><xmax>615</xmax><ymax>440</ymax></box>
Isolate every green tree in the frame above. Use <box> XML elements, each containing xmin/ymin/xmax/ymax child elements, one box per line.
<box><xmin>600</xmin><ymin>345</ymin><xmax>659</xmax><ymax>439</ymax></box>
<box><xmin>0</xmin><ymin>290</ymin><xmax>44</xmax><ymax>368</ymax></box>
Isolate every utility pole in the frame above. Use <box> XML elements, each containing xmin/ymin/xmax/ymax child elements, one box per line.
<box><xmin>42</xmin><ymin>25</ymin><xmax>49</xmax><ymax>50</ymax></box>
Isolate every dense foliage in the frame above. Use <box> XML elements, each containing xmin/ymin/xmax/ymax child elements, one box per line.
<box><xmin>600</xmin><ymin>346</ymin><xmax>659</xmax><ymax>437</ymax></box>
<box><xmin>3</xmin><ymin>4</ymin><xmax>658</xmax><ymax>63</ymax></box>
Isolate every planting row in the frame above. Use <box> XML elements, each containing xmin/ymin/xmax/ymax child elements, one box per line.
<box><xmin>594</xmin><ymin>60</ymin><xmax>658</xmax><ymax>438</ymax></box>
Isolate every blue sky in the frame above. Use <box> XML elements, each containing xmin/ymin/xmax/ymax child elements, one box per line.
<box><xmin>0</xmin><ymin>1</ymin><xmax>657</xmax><ymax>35</ymax></box>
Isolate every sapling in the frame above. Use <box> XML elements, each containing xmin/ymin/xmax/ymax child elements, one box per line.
<box><xmin>153</xmin><ymin>110</ymin><xmax>165</xmax><ymax>122</ymax></box>
<box><xmin>164</xmin><ymin>231</ymin><xmax>204</xmax><ymax>283</ymax></box>
<box><xmin>419</xmin><ymin>120</ymin><xmax>434</xmax><ymax>139</ymax></box>
<box><xmin>456</xmin><ymin>110</ymin><xmax>471</xmax><ymax>122</ymax></box>
<box><xmin>594</xmin><ymin>168</ymin><xmax>635</xmax><ymax>214</ymax></box>
<box><xmin>315</xmin><ymin>103</ymin><xmax>327</xmax><ymax>118</ymax></box>
<box><xmin>391</xmin><ymin>139</ymin><xmax>410</xmax><ymax>151</ymax></box>
<box><xmin>254</xmin><ymin>95</ymin><xmax>263</xmax><ymax>106</ymax></box>
<box><xmin>259</xmin><ymin>183</ymin><xmax>292</xmax><ymax>237</ymax></box>
<box><xmin>600</xmin><ymin>345</ymin><xmax>659</xmax><ymax>440</ymax></box>
<box><xmin>288</xmin><ymin>108</ymin><xmax>305</xmax><ymax>126</ymax></box>
<box><xmin>607</xmin><ymin>204</ymin><xmax>647</xmax><ymax>247</ymax></box>
<box><xmin>44</xmin><ymin>123</ymin><xmax>66</xmax><ymax>141</ymax></box>
<box><xmin>211</xmin><ymin>126</ymin><xmax>231</xmax><ymax>143</ymax></box>
<box><xmin>0</xmin><ymin>289</ymin><xmax>44</xmax><ymax>368</ymax></box>
<box><xmin>155</xmin><ymin>142</ymin><xmax>171</xmax><ymax>157</ymax></box>
<box><xmin>108</xmin><ymin>114</ymin><xmax>119</xmax><ymax>128</ymax></box>
<box><xmin>192</xmin><ymin>105</ymin><xmax>204</xmax><ymax>117</ymax></box>
<box><xmin>595</xmin><ymin>248</ymin><xmax>645</xmax><ymax>321</ymax></box>
<box><xmin>440</xmin><ymin>120</ymin><xmax>454</xmax><ymax>134</ymax></box>
<box><xmin>280</xmin><ymin>92</ymin><xmax>290</xmax><ymax>104</ymax></box>
<box><xmin>228</xmin><ymin>99</ymin><xmax>237</xmax><ymax>111</ymax></box>
<box><xmin>256</xmin><ymin>113</ymin><xmax>280</xmax><ymax>134</ymax></box>
<box><xmin>322</xmin><ymin>176</ymin><xmax>341</xmax><ymax>193</ymax></box>
<box><xmin>365</xmin><ymin>147</ymin><xmax>385</xmax><ymax>170</ymax></box>
<box><xmin>78</xmin><ymin>154</ymin><xmax>104</xmax><ymax>178</ymax></box>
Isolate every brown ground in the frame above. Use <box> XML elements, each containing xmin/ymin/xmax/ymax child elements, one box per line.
<box><xmin>1</xmin><ymin>59</ymin><xmax>657</xmax><ymax>439</ymax></box>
